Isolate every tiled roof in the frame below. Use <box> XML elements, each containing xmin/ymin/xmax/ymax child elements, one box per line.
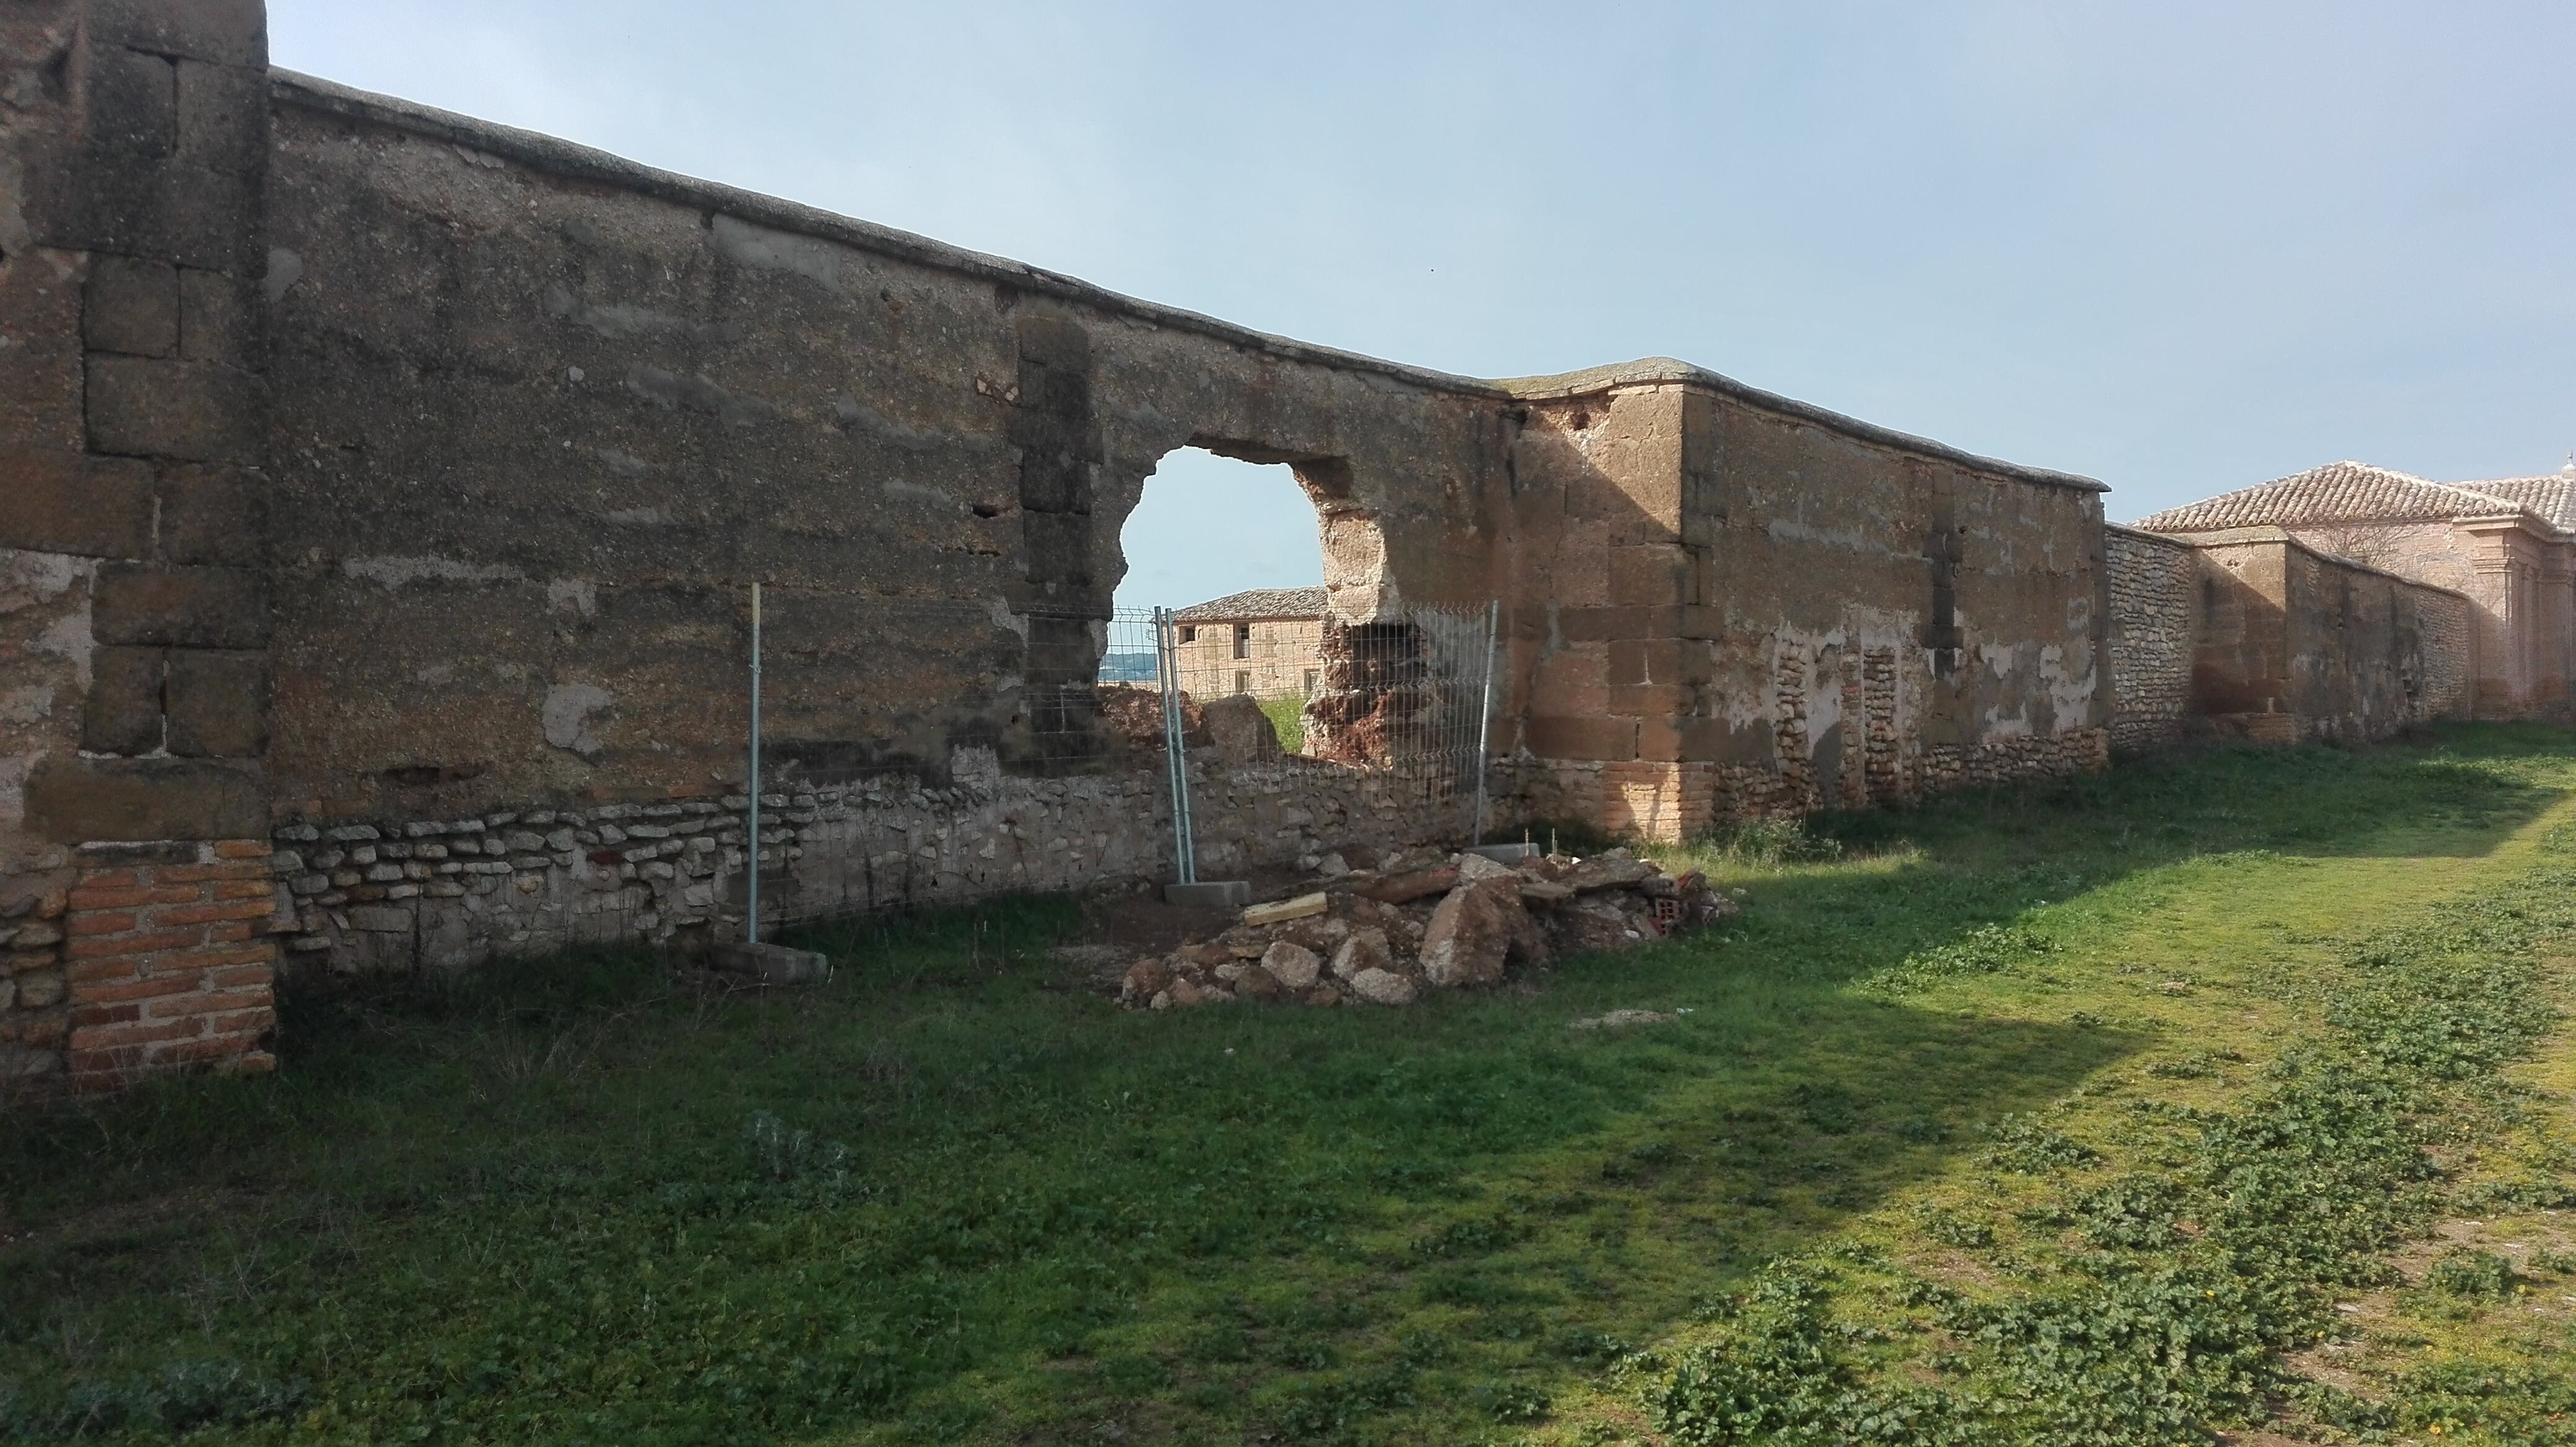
<box><xmin>2131</xmin><ymin>461</ymin><xmax>2536</xmax><ymax>533</ymax></box>
<box><xmin>1172</xmin><ymin>587</ymin><xmax>1327</xmax><ymax>623</ymax></box>
<box><xmin>2459</xmin><ymin>472</ymin><xmax>2576</xmax><ymax>532</ymax></box>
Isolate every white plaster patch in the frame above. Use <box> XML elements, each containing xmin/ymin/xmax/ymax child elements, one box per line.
<box><xmin>0</xmin><ymin>688</ymin><xmax>53</xmax><ymax>724</ymax></box>
<box><xmin>0</xmin><ymin>549</ymin><xmax>84</xmax><ymax>612</ymax></box>
<box><xmin>541</xmin><ymin>683</ymin><xmax>613</xmax><ymax>758</ymax></box>
<box><xmin>344</xmin><ymin>556</ymin><xmax>527</xmax><ymax>588</ymax></box>
<box><xmin>33</xmin><ymin>611</ymin><xmax>94</xmax><ymax>688</ymax></box>
<box><xmin>547</xmin><ymin>580</ymin><xmax>599</xmax><ymax>617</ymax></box>
<box><xmin>711</xmin><ymin>213</ymin><xmax>843</xmax><ymax>290</ymax></box>
<box><xmin>264</xmin><ymin>247</ymin><xmax>303</xmax><ymax>302</ymax></box>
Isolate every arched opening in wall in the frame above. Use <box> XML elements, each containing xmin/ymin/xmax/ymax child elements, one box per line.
<box><xmin>1102</xmin><ymin>444</ymin><xmax>1483</xmax><ymax>785</ymax></box>
<box><xmin>1113</xmin><ymin>447</ymin><xmax>1333</xmax><ymax>756</ymax></box>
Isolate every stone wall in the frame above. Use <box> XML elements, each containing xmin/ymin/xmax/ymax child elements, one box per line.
<box><xmin>2103</xmin><ymin>525</ymin><xmax>2198</xmax><ymax>751</ymax></box>
<box><xmin>2180</xmin><ymin>528</ymin><xmax>2472</xmax><ymax>743</ymax></box>
<box><xmin>3</xmin><ymin>0</ymin><xmax>2128</xmax><ymax>1088</ymax></box>
<box><xmin>1</xmin><ymin>0</ymin><xmax>279</xmax><ymax>1090</ymax></box>
<box><xmin>277</xmin><ymin>750</ymin><xmax>1479</xmax><ymax>974</ymax></box>
<box><xmin>1494</xmin><ymin>372</ymin><xmax>2112</xmax><ymax>841</ymax></box>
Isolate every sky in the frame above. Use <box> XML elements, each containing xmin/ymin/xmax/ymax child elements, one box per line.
<box><xmin>270</xmin><ymin>1</ymin><xmax>2576</xmax><ymax>613</ymax></box>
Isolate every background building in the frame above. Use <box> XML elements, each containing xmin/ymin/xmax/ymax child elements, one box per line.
<box><xmin>1171</xmin><ymin>588</ymin><xmax>1327</xmax><ymax>700</ymax></box>
<box><xmin>2135</xmin><ymin>460</ymin><xmax>2576</xmax><ymax>719</ymax></box>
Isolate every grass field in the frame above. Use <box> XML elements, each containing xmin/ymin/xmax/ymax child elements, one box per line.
<box><xmin>6</xmin><ymin>725</ymin><xmax>2575</xmax><ymax>1444</ymax></box>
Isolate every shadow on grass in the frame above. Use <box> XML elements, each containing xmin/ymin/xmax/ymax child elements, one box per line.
<box><xmin>2</xmin><ymin>725</ymin><xmax>2569</xmax><ymax>1442</ymax></box>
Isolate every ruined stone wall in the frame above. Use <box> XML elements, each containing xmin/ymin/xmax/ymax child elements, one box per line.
<box><xmin>2103</xmin><ymin>525</ymin><xmax>2198</xmax><ymax>751</ymax></box>
<box><xmin>1494</xmin><ymin>375</ymin><xmax>2110</xmax><ymax>839</ymax></box>
<box><xmin>3</xmin><ymin>0</ymin><xmax>2130</xmax><ymax>1084</ymax></box>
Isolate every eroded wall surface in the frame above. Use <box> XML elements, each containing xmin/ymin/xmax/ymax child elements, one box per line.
<box><xmin>2</xmin><ymin>0</ymin><xmax>2126</xmax><ymax>1088</ymax></box>
<box><xmin>1499</xmin><ymin>381</ymin><xmax>2111</xmax><ymax>838</ymax></box>
<box><xmin>2184</xmin><ymin>531</ymin><xmax>2469</xmax><ymax>743</ymax></box>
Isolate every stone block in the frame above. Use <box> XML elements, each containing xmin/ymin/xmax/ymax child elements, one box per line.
<box><xmin>88</xmin><ymin>0</ymin><xmax>267</xmax><ymax>67</ymax></box>
<box><xmin>0</xmin><ymin>245</ymin><xmax>89</xmax><ymax>452</ymax></box>
<box><xmin>1608</xmin><ymin>545</ymin><xmax>1695</xmax><ymax>606</ymax></box>
<box><xmin>0</xmin><ymin>450</ymin><xmax>154</xmax><ymax>557</ymax></box>
<box><xmin>86</xmin><ymin>354</ymin><xmax>263</xmax><ymax>463</ymax></box>
<box><xmin>51</xmin><ymin>145</ymin><xmax>259</xmax><ymax>273</ymax></box>
<box><xmin>163</xmin><ymin>650</ymin><xmax>266</xmax><ymax>758</ymax></box>
<box><xmin>1019</xmin><ymin>512</ymin><xmax>1094</xmax><ymax>584</ymax></box>
<box><xmin>1526</xmin><ymin>715</ymin><xmax>1639</xmax><ymax>761</ymax></box>
<box><xmin>85</xmin><ymin>43</ymin><xmax>175</xmax><ymax>159</ymax></box>
<box><xmin>23</xmin><ymin>756</ymin><xmax>266</xmax><ymax>842</ymax></box>
<box><xmin>82</xmin><ymin>255</ymin><xmax>178</xmax><ymax>356</ymax></box>
<box><xmin>91</xmin><ymin>564</ymin><xmax>268</xmax><ymax>648</ymax></box>
<box><xmin>154</xmin><ymin>462</ymin><xmax>264</xmax><ymax>565</ymax></box>
<box><xmin>1606</xmin><ymin>638</ymin><xmax>1685</xmax><ymax>688</ymax></box>
<box><xmin>178</xmin><ymin>267</ymin><xmax>256</xmax><ymax>363</ymax></box>
<box><xmin>81</xmin><ymin>647</ymin><xmax>165</xmax><ymax>755</ymax></box>
<box><xmin>175</xmin><ymin>59</ymin><xmax>265</xmax><ymax>178</ymax></box>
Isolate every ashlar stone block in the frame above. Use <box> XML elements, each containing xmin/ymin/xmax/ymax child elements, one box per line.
<box><xmin>82</xmin><ymin>254</ymin><xmax>179</xmax><ymax>356</ymax></box>
<box><xmin>164</xmin><ymin>650</ymin><xmax>267</xmax><ymax>758</ymax></box>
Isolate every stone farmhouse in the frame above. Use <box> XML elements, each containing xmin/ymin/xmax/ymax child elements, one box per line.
<box><xmin>2134</xmin><ymin>460</ymin><xmax>2576</xmax><ymax>721</ymax></box>
<box><xmin>0</xmin><ymin>0</ymin><xmax>2549</xmax><ymax>1091</ymax></box>
<box><xmin>1172</xmin><ymin>588</ymin><xmax>1326</xmax><ymax>701</ymax></box>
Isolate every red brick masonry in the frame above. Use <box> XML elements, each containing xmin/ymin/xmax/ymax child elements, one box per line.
<box><xmin>63</xmin><ymin>840</ymin><xmax>277</xmax><ymax>1092</ymax></box>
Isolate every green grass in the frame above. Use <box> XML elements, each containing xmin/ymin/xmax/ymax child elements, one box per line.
<box><xmin>1258</xmin><ymin>694</ymin><xmax>1307</xmax><ymax>755</ymax></box>
<box><xmin>7</xmin><ymin>724</ymin><xmax>2576</xmax><ymax>1444</ymax></box>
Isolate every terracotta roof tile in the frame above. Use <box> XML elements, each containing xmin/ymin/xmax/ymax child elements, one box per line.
<box><xmin>1171</xmin><ymin>587</ymin><xmax>1326</xmax><ymax>623</ymax></box>
<box><xmin>2458</xmin><ymin>473</ymin><xmax>2576</xmax><ymax>532</ymax></box>
<box><xmin>2132</xmin><ymin>460</ymin><xmax>2535</xmax><ymax>533</ymax></box>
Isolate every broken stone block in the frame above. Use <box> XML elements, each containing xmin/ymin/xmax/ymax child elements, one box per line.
<box><xmin>1347</xmin><ymin>967</ymin><xmax>1417</xmax><ymax>1006</ymax></box>
<box><xmin>1328</xmin><ymin>926</ymin><xmax>1391</xmax><ymax>981</ymax></box>
<box><xmin>1421</xmin><ymin>877</ymin><xmax>1526</xmax><ymax>988</ymax></box>
<box><xmin>1261</xmin><ymin>939</ymin><xmax>1322</xmax><ymax>990</ymax></box>
<box><xmin>1234</xmin><ymin>964</ymin><xmax>1288</xmax><ymax>1001</ymax></box>
<box><xmin>1200</xmin><ymin>694</ymin><xmax>1282</xmax><ymax>766</ymax></box>
<box><xmin>1120</xmin><ymin>957</ymin><xmax>1171</xmax><ymax>1005</ymax></box>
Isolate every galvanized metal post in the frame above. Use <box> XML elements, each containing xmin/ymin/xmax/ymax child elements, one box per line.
<box><xmin>746</xmin><ymin>580</ymin><xmax>762</xmax><ymax>945</ymax></box>
<box><xmin>1472</xmin><ymin>599</ymin><xmax>1498</xmax><ymax>846</ymax></box>
<box><xmin>1155</xmin><ymin>607</ymin><xmax>1196</xmax><ymax>884</ymax></box>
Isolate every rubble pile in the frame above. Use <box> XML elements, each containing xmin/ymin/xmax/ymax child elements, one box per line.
<box><xmin>1121</xmin><ymin>846</ymin><xmax>1736</xmax><ymax>1010</ymax></box>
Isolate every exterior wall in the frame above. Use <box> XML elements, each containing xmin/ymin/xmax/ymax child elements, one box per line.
<box><xmin>275</xmin><ymin>751</ymin><xmax>1473</xmax><ymax>974</ymax></box>
<box><xmin>2277</xmin><ymin>518</ymin><xmax>2570</xmax><ymax>722</ymax></box>
<box><xmin>2</xmin><ymin>0</ymin><xmax>2120</xmax><ymax>1082</ymax></box>
<box><xmin>2186</xmin><ymin>530</ymin><xmax>2470</xmax><ymax>743</ymax></box>
<box><xmin>2103</xmin><ymin>525</ymin><xmax>2197</xmax><ymax>751</ymax></box>
<box><xmin>0</xmin><ymin>0</ymin><xmax>281</xmax><ymax>1091</ymax></box>
<box><xmin>1175</xmin><ymin>616</ymin><xmax>1323</xmax><ymax>699</ymax></box>
<box><xmin>1497</xmin><ymin>380</ymin><xmax>2110</xmax><ymax>839</ymax></box>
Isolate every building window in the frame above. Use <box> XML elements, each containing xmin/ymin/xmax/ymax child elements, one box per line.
<box><xmin>1178</xmin><ymin>626</ymin><xmax>1196</xmax><ymax>644</ymax></box>
<box><xmin>1303</xmin><ymin>668</ymin><xmax>1319</xmax><ymax>696</ymax></box>
<box><xmin>1233</xmin><ymin>623</ymin><xmax>1252</xmax><ymax>660</ymax></box>
<box><xmin>1234</xmin><ymin>671</ymin><xmax>1250</xmax><ymax>695</ymax></box>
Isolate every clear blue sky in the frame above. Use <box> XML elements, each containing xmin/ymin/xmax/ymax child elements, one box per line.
<box><xmin>272</xmin><ymin>1</ymin><xmax>2576</xmax><ymax>613</ymax></box>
